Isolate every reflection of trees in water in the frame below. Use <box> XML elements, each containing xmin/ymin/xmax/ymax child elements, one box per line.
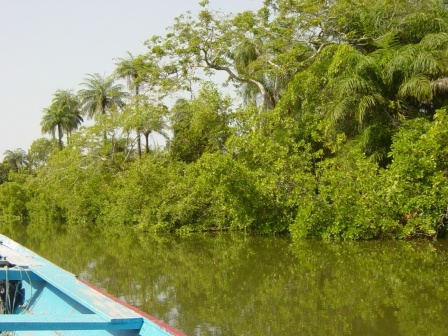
<box><xmin>290</xmin><ymin>241</ymin><xmax>448</xmax><ymax>336</ymax></box>
<box><xmin>6</xmin><ymin>225</ymin><xmax>448</xmax><ymax>336</ymax></box>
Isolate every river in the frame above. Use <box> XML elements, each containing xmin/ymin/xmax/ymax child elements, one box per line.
<box><xmin>3</xmin><ymin>224</ymin><xmax>448</xmax><ymax>335</ymax></box>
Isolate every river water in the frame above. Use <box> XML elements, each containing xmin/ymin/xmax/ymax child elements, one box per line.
<box><xmin>4</xmin><ymin>225</ymin><xmax>448</xmax><ymax>335</ymax></box>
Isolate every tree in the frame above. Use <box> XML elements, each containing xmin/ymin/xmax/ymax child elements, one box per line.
<box><xmin>0</xmin><ymin>163</ymin><xmax>10</xmax><ymax>184</ymax></box>
<box><xmin>168</xmin><ymin>84</ymin><xmax>231</xmax><ymax>163</ymax></box>
<box><xmin>41</xmin><ymin>90</ymin><xmax>83</xmax><ymax>149</ymax></box>
<box><xmin>119</xmin><ymin>95</ymin><xmax>168</xmax><ymax>159</ymax></box>
<box><xmin>267</xmin><ymin>0</ymin><xmax>448</xmax><ymax>165</ymax></box>
<box><xmin>144</xmin><ymin>3</ymin><xmax>307</xmax><ymax>110</ymax></box>
<box><xmin>115</xmin><ymin>53</ymin><xmax>153</xmax><ymax>157</ymax></box>
<box><xmin>78</xmin><ymin>73</ymin><xmax>128</xmax><ymax>119</ymax></box>
<box><xmin>115</xmin><ymin>52</ymin><xmax>150</xmax><ymax>96</ymax></box>
<box><xmin>0</xmin><ymin>171</ymin><xmax>30</xmax><ymax>221</ymax></box>
<box><xmin>141</xmin><ymin>106</ymin><xmax>168</xmax><ymax>154</ymax></box>
<box><xmin>52</xmin><ymin>89</ymin><xmax>84</xmax><ymax>140</ymax></box>
<box><xmin>381</xmin><ymin>109</ymin><xmax>448</xmax><ymax>238</ymax></box>
<box><xmin>28</xmin><ymin>138</ymin><xmax>58</xmax><ymax>169</ymax></box>
<box><xmin>320</xmin><ymin>15</ymin><xmax>448</xmax><ymax>162</ymax></box>
<box><xmin>3</xmin><ymin>149</ymin><xmax>28</xmax><ymax>172</ymax></box>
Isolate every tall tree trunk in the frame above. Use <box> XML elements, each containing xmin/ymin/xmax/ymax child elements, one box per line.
<box><xmin>135</xmin><ymin>86</ymin><xmax>142</xmax><ymax>158</ymax></box>
<box><xmin>144</xmin><ymin>131</ymin><xmax>151</xmax><ymax>154</ymax></box>
<box><xmin>101</xmin><ymin>102</ymin><xmax>107</xmax><ymax>139</ymax></box>
<box><xmin>57</xmin><ymin>124</ymin><xmax>63</xmax><ymax>149</ymax></box>
<box><xmin>137</xmin><ymin>133</ymin><xmax>142</xmax><ymax>158</ymax></box>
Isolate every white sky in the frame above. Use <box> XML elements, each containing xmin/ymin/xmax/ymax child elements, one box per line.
<box><xmin>0</xmin><ymin>0</ymin><xmax>262</xmax><ymax>159</ymax></box>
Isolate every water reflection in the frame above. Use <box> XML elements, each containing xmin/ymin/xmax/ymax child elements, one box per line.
<box><xmin>3</xmin><ymin>223</ymin><xmax>448</xmax><ymax>336</ymax></box>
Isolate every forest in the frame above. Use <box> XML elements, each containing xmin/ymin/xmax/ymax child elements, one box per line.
<box><xmin>2</xmin><ymin>0</ymin><xmax>448</xmax><ymax>240</ymax></box>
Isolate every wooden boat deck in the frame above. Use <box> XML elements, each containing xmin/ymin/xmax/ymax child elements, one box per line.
<box><xmin>0</xmin><ymin>240</ymin><xmax>43</xmax><ymax>267</ymax></box>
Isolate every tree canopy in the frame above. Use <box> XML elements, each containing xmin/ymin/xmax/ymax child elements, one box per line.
<box><xmin>3</xmin><ymin>0</ymin><xmax>448</xmax><ymax>240</ymax></box>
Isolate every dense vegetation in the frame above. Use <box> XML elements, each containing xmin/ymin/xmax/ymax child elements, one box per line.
<box><xmin>2</xmin><ymin>0</ymin><xmax>448</xmax><ymax>240</ymax></box>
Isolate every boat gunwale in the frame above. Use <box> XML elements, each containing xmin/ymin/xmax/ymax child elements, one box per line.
<box><xmin>0</xmin><ymin>234</ymin><xmax>187</xmax><ymax>336</ymax></box>
<box><xmin>78</xmin><ymin>278</ymin><xmax>186</xmax><ymax>336</ymax></box>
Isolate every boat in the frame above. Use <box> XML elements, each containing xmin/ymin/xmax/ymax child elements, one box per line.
<box><xmin>0</xmin><ymin>234</ymin><xmax>186</xmax><ymax>335</ymax></box>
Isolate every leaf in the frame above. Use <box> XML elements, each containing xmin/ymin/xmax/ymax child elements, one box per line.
<box><xmin>398</xmin><ymin>75</ymin><xmax>432</xmax><ymax>101</ymax></box>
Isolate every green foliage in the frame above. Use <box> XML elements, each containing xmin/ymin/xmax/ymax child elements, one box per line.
<box><xmin>3</xmin><ymin>148</ymin><xmax>28</xmax><ymax>172</ymax></box>
<box><xmin>27</xmin><ymin>132</ymin><xmax>116</xmax><ymax>228</ymax></box>
<box><xmin>78</xmin><ymin>73</ymin><xmax>128</xmax><ymax>119</ymax></box>
<box><xmin>0</xmin><ymin>171</ymin><xmax>31</xmax><ymax>221</ymax></box>
<box><xmin>154</xmin><ymin>153</ymin><xmax>260</xmax><ymax>232</ymax></box>
<box><xmin>5</xmin><ymin>0</ymin><xmax>448</xmax><ymax>240</ymax></box>
<box><xmin>291</xmin><ymin>109</ymin><xmax>448</xmax><ymax>240</ymax></box>
<box><xmin>227</xmin><ymin>104</ymin><xmax>317</xmax><ymax>233</ymax></box>
<box><xmin>382</xmin><ymin>109</ymin><xmax>448</xmax><ymax>238</ymax></box>
<box><xmin>120</xmin><ymin>95</ymin><xmax>168</xmax><ymax>157</ymax></box>
<box><xmin>168</xmin><ymin>83</ymin><xmax>232</xmax><ymax>163</ymax></box>
<box><xmin>98</xmin><ymin>153</ymin><xmax>182</xmax><ymax>232</ymax></box>
<box><xmin>0</xmin><ymin>163</ymin><xmax>10</xmax><ymax>185</ymax></box>
<box><xmin>291</xmin><ymin>147</ymin><xmax>397</xmax><ymax>240</ymax></box>
<box><xmin>114</xmin><ymin>52</ymin><xmax>150</xmax><ymax>95</ymax></box>
<box><xmin>27</xmin><ymin>138</ymin><xmax>58</xmax><ymax>169</ymax></box>
<box><xmin>41</xmin><ymin>90</ymin><xmax>83</xmax><ymax>149</ymax></box>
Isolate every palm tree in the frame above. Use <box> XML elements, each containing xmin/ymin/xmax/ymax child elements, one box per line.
<box><xmin>115</xmin><ymin>52</ymin><xmax>156</xmax><ymax>157</ymax></box>
<box><xmin>3</xmin><ymin>149</ymin><xmax>28</xmax><ymax>172</ymax></box>
<box><xmin>115</xmin><ymin>53</ymin><xmax>150</xmax><ymax>157</ymax></box>
<box><xmin>78</xmin><ymin>73</ymin><xmax>128</xmax><ymax>119</ymax></box>
<box><xmin>323</xmin><ymin>29</ymin><xmax>448</xmax><ymax>164</ymax></box>
<box><xmin>115</xmin><ymin>52</ymin><xmax>148</xmax><ymax>96</ymax></box>
<box><xmin>52</xmin><ymin>90</ymin><xmax>84</xmax><ymax>141</ymax></box>
<box><xmin>41</xmin><ymin>105</ymin><xmax>65</xmax><ymax>149</ymax></box>
<box><xmin>140</xmin><ymin>104</ymin><xmax>169</xmax><ymax>154</ymax></box>
<box><xmin>78</xmin><ymin>73</ymin><xmax>128</xmax><ymax>140</ymax></box>
<box><xmin>41</xmin><ymin>90</ymin><xmax>83</xmax><ymax>149</ymax></box>
<box><xmin>121</xmin><ymin>97</ymin><xmax>168</xmax><ymax>158</ymax></box>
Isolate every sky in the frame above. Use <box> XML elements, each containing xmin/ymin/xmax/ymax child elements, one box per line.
<box><xmin>0</xmin><ymin>0</ymin><xmax>262</xmax><ymax>159</ymax></box>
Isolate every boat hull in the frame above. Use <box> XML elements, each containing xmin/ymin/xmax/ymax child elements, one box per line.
<box><xmin>0</xmin><ymin>234</ymin><xmax>185</xmax><ymax>336</ymax></box>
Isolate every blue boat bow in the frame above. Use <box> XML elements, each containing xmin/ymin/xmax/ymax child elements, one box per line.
<box><xmin>0</xmin><ymin>234</ymin><xmax>186</xmax><ymax>336</ymax></box>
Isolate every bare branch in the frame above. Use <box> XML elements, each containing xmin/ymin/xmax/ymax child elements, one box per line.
<box><xmin>201</xmin><ymin>48</ymin><xmax>269</xmax><ymax>101</ymax></box>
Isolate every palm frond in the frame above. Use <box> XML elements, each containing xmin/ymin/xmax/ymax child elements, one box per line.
<box><xmin>373</xmin><ymin>31</ymin><xmax>400</xmax><ymax>49</ymax></box>
<box><xmin>383</xmin><ymin>46</ymin><xmax>416</xmax><ymax>83</ymax></box>
<box><xmin>398</xmin><ymin>75</ymin><xmax>433</xmax><ymax>101</ymax></box>
<box><xmin>412</xmin><ymin>51</ymin><xmax>440</xmax><ymax>76</ymax></box>
<box><xmin>327</xmin><ymin>44</ymin><xmax>363</xmax><ymax>77</ymax></box>
<box><xmin>329</xmin><ymin>96</ymin><xmax>358</xmax><ymax>123</ymax></box>
<box><xmin>337</xmin><ymin>75</ymin><xmax>376</xmax><ymax>96</ymax></box>
<box><xmin>78</xmin><ymin>73</ymin><xmax>129</xmax><ymax>119</ymax></box>
<box><xmin>354</xmin><ymin>56</ymin><xmax>383</xmax><ymax>84</ymax></box>
<box><xmin>3</xmin><ymin>148</ymin><xmax>28</xmax><ymax>170</ymax></box>
<box><xmin>399</xmin><ymin>12</ymin><xmax>448</xmax><ymax>43</ymax></box>
<box><xmin>357</xmin><ymin>94</ymin><xmax>385</xmax><ymax>125</ymax></box>
<box><xmin>232</xmin><ymin>39</ymin><xmax>260</xmax><ymax>74</ymax></box>
<box><xmin>431</xmin><ymin>77</ymin><xmax>448</xmax><ymax>93</ymax></box>
<box><xmin>419</xmin><ymin>32</ymin><xmax>448</xmax><ymax>50</ymax></box>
